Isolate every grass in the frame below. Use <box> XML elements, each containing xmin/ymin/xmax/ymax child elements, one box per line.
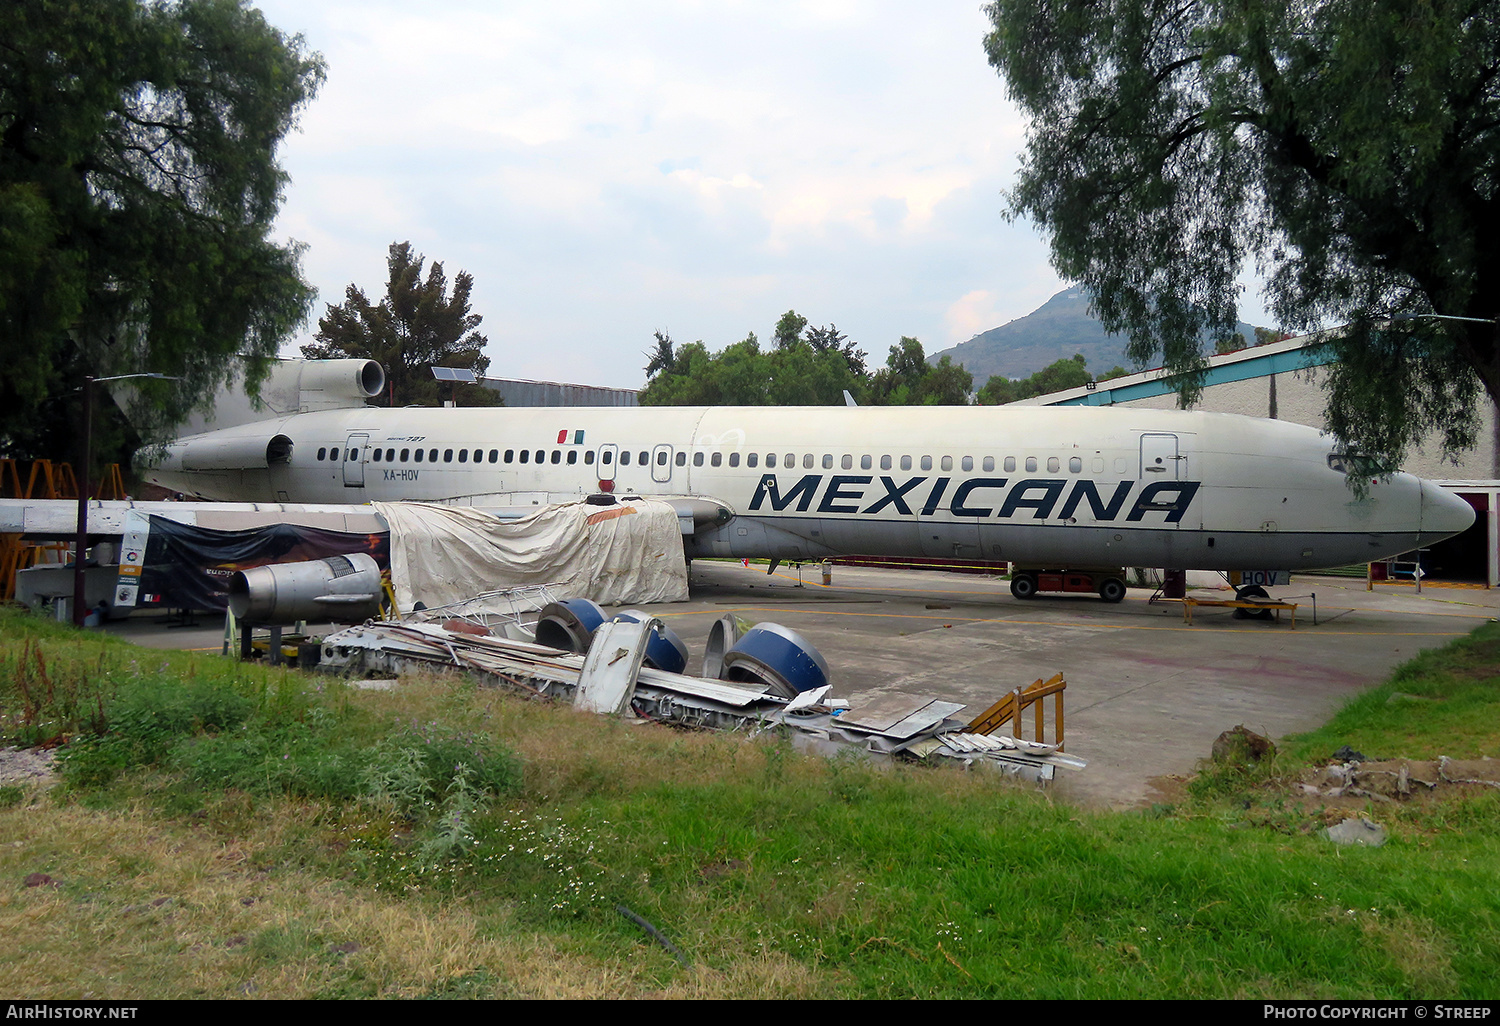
<box><xmin>2</xmin><ymin>605</ymin><xmax>1499</xmax><ymax>998</ymax></box>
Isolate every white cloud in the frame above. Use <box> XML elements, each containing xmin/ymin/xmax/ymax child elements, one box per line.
<box><xmin>256</xmin><ymin>0</ymin><xmax>1065</xmax><ymax>387</ymax></box>
<box><xmin>945</xmin><ymin>290</ymin><xmax>1002</xmax><ymax>342</ymax></box>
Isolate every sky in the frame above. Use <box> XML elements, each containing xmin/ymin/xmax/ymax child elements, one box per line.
<box><xmin>252</xmin><ymin>1</ymin><xmax>1263</xmax><ymax>391</ymax></box>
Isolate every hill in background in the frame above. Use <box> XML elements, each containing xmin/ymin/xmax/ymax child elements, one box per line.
<box><xmin>931</xmin><ymin>286</ymin><xmax>1262</xmax><ymax>382</ymax></box>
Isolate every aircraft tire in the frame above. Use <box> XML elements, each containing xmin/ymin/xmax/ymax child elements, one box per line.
<box><xmin>1010</xmin><ymin>573</ymin><xmax>1038</xmax><ymax>600</ymax></box>
<box><xmin>1098</xmin><ymin>577</ymin><xmax>1126</xmax><ymax>603</ymax></box>
<box><xmin>1233</xmin><ymin>584</ymin><xmax>1274</xmax><ymax>620</ymax></box>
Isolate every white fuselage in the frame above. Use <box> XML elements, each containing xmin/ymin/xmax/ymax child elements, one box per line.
<box><xmin>143</xmin><ymin>404</ymin><xmax>1476</xmax><ymax>571</ymax></box>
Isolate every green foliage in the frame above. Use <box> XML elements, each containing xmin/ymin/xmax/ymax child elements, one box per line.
<box><xmin>1285</xmin><ymin>621</ymin><xmax>1500</xmax><ymax>764</ymax></box>
<box><xmin>640</xmin><ymin>311</ymin><xmax>872</xmax><ymax>406</ymax></box>
<box><xmin>9</xmin><ymin>610</ymin><xmax>1500</xmax><ymax>997</ymax></box>
<box><xmin>984</xmin><ymin>0</ymin><xmax>1500</xmax><ymax>466</ymax></box>
<box><xmin>303</xmin><ymin>241</ymin><xmax>498</xmax><ymax>408</ymax></box>
<box><xmin>867</xmin><ymin>337</ymin><xmax>974</xmax><ymax>405</ymax></box>
<box><xmin>977</xmin><ymin>352</ymin><xmax>1101</xmax><ymax>404</ymax></box>
<box><xmin>0</xmin><ymin>0</ymin><xmax>324</xmax><ymax>458</ymax></box>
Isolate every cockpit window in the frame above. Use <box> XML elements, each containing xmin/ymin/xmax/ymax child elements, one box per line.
<box><xmin>1328</xmin><ymin>453</ymin><xmax>1390</xmax><ymax>476</ymax></box>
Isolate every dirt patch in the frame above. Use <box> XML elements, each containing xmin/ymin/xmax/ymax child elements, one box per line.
<box><xmin>1141</xmin><ymin>774</ymin><xmax>1192</xmax><ymax>808</ymax></box>
<box><xmin>0</xmin><ymin>746</ymin><xmax>59</xmax><ymax>790</ymax></box>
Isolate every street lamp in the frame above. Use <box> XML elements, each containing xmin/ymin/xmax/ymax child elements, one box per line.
<box><xmin>73</xmin><ymin>372</ymin><xmax>181</xmax><ymax>626</ymax></box>
<box><xmin>1390</xmin><ymin>312</ymin><xmax>1500</xmax><ymax>326</ymax></box>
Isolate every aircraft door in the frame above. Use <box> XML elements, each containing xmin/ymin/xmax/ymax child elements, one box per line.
<box><xmin>343</xmin><ymin>433</ymin><xmax>369</xmax><ymax>488</ymax></box>
<box><xmin>651</xmin><ymin>444</ymin><xmax>673</xmax><ymax>484</ymax></box>
<box><xmin>597</xmin><ymin>444</ymin><xmax>618</xmax><ymax>487</ymax></box>
<box><xmin>1140</xmin><ymin>433</ymin><xmax>1183</xmax><ymax>479</ymax></box>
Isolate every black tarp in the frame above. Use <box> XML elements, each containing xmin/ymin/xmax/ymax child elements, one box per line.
<box><xmin>135</xmin><ymin>516</ymin><xmax>389</xmax><ymax>612</ymax></box>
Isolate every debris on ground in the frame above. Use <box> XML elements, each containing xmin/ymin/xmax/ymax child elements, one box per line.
<box><xmin>1210</xmin><ymin>725</ymin><xmax>1276</xmax><ymax>764</ymax></box>
<box><xmin>1323</xmin><ymin>817</ymin><xmax>1387</xmax><ymax>847</ymax></box>
<box><xmin>1298</xmin><ymin>755</ymin><xmax>1500</xmax><ymax>801</ymax></box>
<box><xmin>317</xmin><ymin>616</ymin><xmax>1086</xmax><ymax>785</ymax></box>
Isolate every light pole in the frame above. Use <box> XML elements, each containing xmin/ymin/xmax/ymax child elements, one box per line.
<box><xmin>73</xmin><ymin>372</ymin><xmax>180</xmax><ymax>626</ymax></box>
<box><xmin>1390</xmin><ymin>312</ymin><xmax>1499</xmax><ymax>326</ymax></box>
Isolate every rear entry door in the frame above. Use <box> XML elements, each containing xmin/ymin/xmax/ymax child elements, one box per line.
<box><xmin>343</xmin><ymin>433</ymin><xmax>369</xmax><ymax>488</ymax></box>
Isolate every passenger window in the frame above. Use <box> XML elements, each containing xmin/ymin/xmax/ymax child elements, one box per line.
<box><xmin>458</xmin><ymin>449</ymin><xmax>467</xmax><ymax>463</ymax></box>
<box><xmin>842</xmin><ymin>455</ymin><xmax>853</xmax><ymax>470</ymax></box>
<box><xmin>657</xmin><ymin>450</ymin><xmax>667</xmax><ymax>466</ymax></box>
<box><xmin>444</xmin><ymin>449</ymin><xmax>453</xmax><ymax>463</ymax></box>
<box><xmin>375</xmin><ymin>449</ymin><xmax>384</xmax><ymax>462</ymax></box>
<box><xmin>803</xmin><ymin>454</ymin><xmax>814</xmax><ymax>469</ymax></box>
<box><xmin>982</xmin><ymin>456</ymin><xmax>993</xmax><ymax>471</ymax></box>
<box><xmin>1025</xmin><ymin>457</ymin><xmax>1037</xmax><ymax>472</ymax></box>
<box><xmin>711</xmin><ymin>452</ymin><xmax>722</xmax><ymax>467</ymax></box>
<box><xmin>880</xmin><ymin>455</ymin><xmax>891</xmax><ymax>470</ymax></box>
<box><xmin>728</xmin><ymin>452</ymin><xmax>739</xmax><ymax>467</ymax></box>
<box><xmin>1004</xmin><ymin>457</ymin><xmax>1015</xmax><ymax>472</ymax></box>
<box><xmin>1047</xmin><ymin>457</ymin><xmax>1059</xmax><ymax>472</ymax></box>
<box><xmin>747</xmin><ymin>453</ymin><xmax>757</xmax><ymax>468</ymax></box>
<box><xmin>639</xmin><ymin>451</ymin><xmax>648</xmax><ymax>464</ymax></box>
<box><xmin>520</xmin><ymin>450</ymin><xmax>529</xmax><ymax>464</ymax></box>
<box><xmin>387</xmin><ymin>449</ymin><xmax>396</xmax><ymax>461</ymax></box>
<box><xmin>415</xmin><ymin>449</ymin><xmax>424</xmax><ymax>463</ymax></box>
<box><xmin>489</xmin><ymin>450</ymin><xmax>498</xmax><ymax>463</ymax></box>
<box><xmin>504</xmin><ymin>449</ymin><xmax>513</xmax><ymax>463</ymax></box>
<box><xmin>474</xmin><ymin>449</ymin><xmax>483</xmax><ymax>463</ymax></box>
<box><xmin>552</xmin><ymin>451</ymin><xmax>562</xmax><ymax>464</ymax></box>
<box><xmin>960</xmin><ymin>456</ymin><xmax>971</xmax><ymax>471</ymax></box>
<box><xmin>1069</xmin><ymin>456</ymin><xmax>1082</xmax><ymax>473</ymax></box>
<box><xmin>349</xmin><ymin>448</ymin><xmax>359</xmax><ymax>460</ymax></box>
<box><xmin>941</xmin><ymin>456</ymin><xmax>952</xmax><ymax>471</ymax></box>
<box><xmin>920</xmin><ymin>456</ymin><xmax>932</xmax><ymax>471</ymax></box>
<box><xmin>428</xmin><ymin>449</ymin><xmax>438</xmax><ymax>462</ymax></box>
<box><xmin>538</xmin><ymin>450</ymin><xmax>547</xmax><ymax>463</ymax></box>
<box><xmin>567</xmin><ymin>450</ymin><xmax>577</xmax><ymax>464</ymax></box>
<box><xmin>786</xmin><ymin>453</ymin><xmax>795</xmax><ymax>467</ymax></box>
<box><xmin>401</xmin><ymin>449</ymin><xmax>410</xmax><ymax>462</ymax></box>
<box><xmin>584</xmin><ymin>451</ymin><xmax>594</xmax><ymax>465</ymax></box>
<box><xmin>602</xmin><ymin>450</ymin><xmax>612</xmax><ymax>465</ymax></box>
<box><xmin>822</xmin><ymin>454</ymin><xmax>833</xmax><ymax>469</ymax></box>
<box><xmin>693</xmin><ymin>452</ymin><xmax>704</xmax><ymax>467</ymax></box>
<box><xmin>675</xmin><ymin>451</ymin><xmax>686</xmax><ymax>466</ymax></box>
<box><xmin>317</xmin><ymin>447</ymin><xmax>326</xmax><ymax>461</ymax></box>
<box><xmin>861</xmin><ymin>455</ymin><xmax>872</xmax><ymax>470</ymax></box>
<box><xmin>767</xmin><ymin>454</ymin><xmax>777</xmax><ymax>468</ymax></box>
<box><xmin>620</xmin><ymin>451</ymin><xmax>630</xmax><ymax>466</ymax></box>
<box><xmin>900</xmin><ymin>455</ymin><xmax>912</xmax><ymax>471</ymax></box>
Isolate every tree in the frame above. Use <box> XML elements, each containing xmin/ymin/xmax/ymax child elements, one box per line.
<box><xmin>304</xmin><ymin>242</ymin><xmax>498</xmax><ymax>407</ymax></box>
<box><xmin>640</xmin><ymin>312</ymin><xmax>872</xmax><ymax>407</ymax></box>
<box><xmin>0</xmin><ymin>0</ymin><xmax>324</xmax><ymax>461</ymax></box>
<box><xmin>977</xmin><ymin>353</ymin><xmax>1098</xmax><ymax>404</ymax></box>
<box><xmin>984</xmin><ymin>0</ymin><xmax>1500</xmax><ymax>465</ymax></box>
<box><xmin>644</xmin><ymin>330</ymin><xmax>678</xmax><ymax>379</ymax></box>
<box><xmin>772</xmin><ymin>310</ymin><xmax>808</xmax><ymax>350</ymax></box>
<box><xmin>868</xmin><ymin>337</ymin><xmax>974</xmax><ymax>405</ymax></box>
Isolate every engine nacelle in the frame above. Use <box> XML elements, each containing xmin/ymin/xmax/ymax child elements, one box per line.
<box><xmin>228</xmin><ymin>552</ymin><xmax>383</xmax><ymax>624</ymax></box>
<box><xmin>297</xmin><ymin>359</ymin><xmax>386</xmax><ymax>409</ymax></box>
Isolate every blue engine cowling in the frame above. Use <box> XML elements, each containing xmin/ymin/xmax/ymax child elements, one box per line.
<box><xmin>720</xmin><ymin>623</ymin><xmax>830</xmax><ymax>698</ymax></box>
<box><xmin>534</xmin><ymin>598</ymin><xmax>607</xmax><ymax>653</ymax></box>
<box><xmin>611</xmin><ymin>609</ymin><xmax>689</xmax><ymax>675</ymax></box>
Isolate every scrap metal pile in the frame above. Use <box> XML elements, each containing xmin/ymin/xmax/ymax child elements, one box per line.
<box><xmin>318</xmin><ymin>596</ymin><xmax>1085</xmax><ymax>784</ymax></box>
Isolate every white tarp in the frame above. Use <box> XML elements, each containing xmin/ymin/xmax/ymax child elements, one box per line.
<box><xmin>373</xmin><ymin>499</ymin><xmax>688</xmax><ymax>613</ymax></box>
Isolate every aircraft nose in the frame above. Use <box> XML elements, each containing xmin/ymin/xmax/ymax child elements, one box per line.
<box><xmin>1420</xmin><ymin>482</ymin><xmax>1476</xmax><ymax>541</ymax></box>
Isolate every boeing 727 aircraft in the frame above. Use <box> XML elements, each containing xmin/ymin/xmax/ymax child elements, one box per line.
<box><xmin>137</xmin><ymin>358</ymin><xmax>1476</xmax><ymax>577</ymax></box>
